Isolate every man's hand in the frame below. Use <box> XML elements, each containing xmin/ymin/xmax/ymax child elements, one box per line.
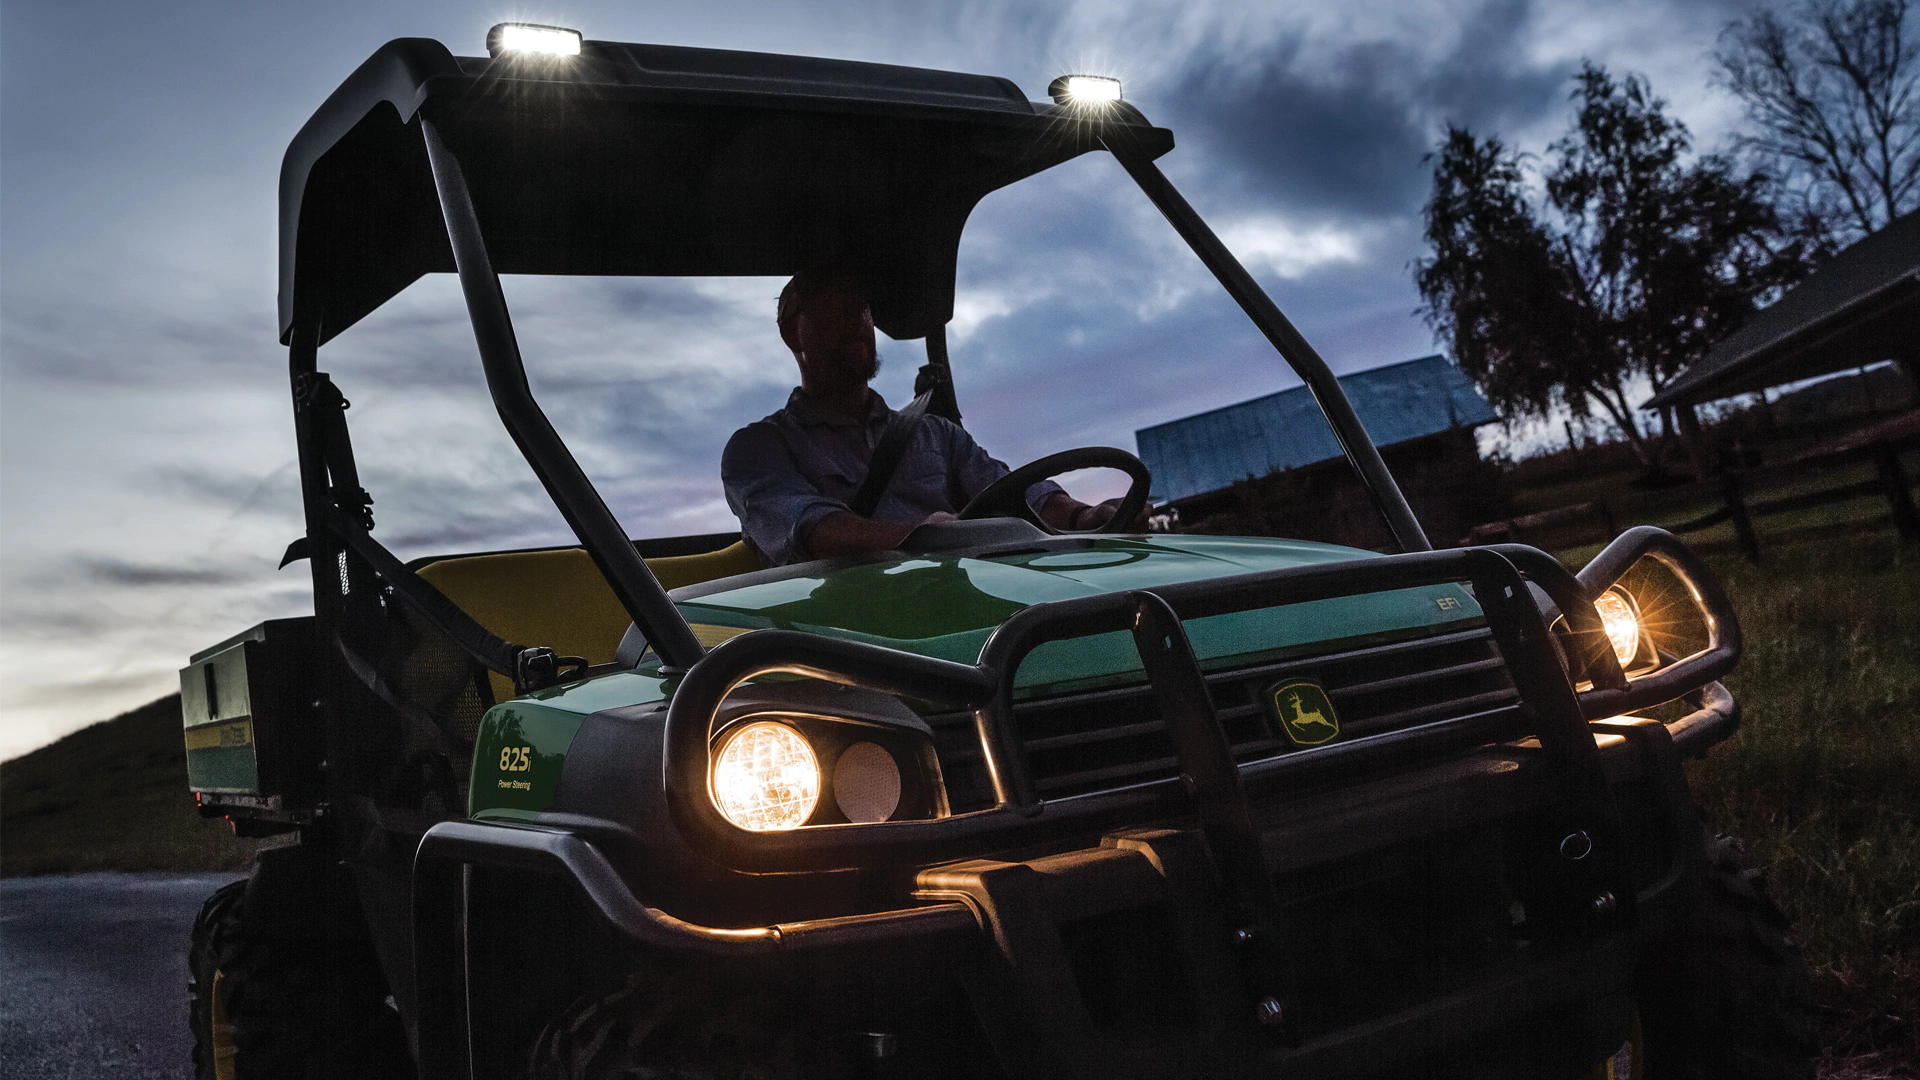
<box><xmin>1039</xmin><ymin>492</ymin><xmax>1148</xmax><ymax>532</ymax></box>
<box><xmin>1075</xmin><ymin>497</ymin><xmax>1149</xmax><ymax>531</ymax></box>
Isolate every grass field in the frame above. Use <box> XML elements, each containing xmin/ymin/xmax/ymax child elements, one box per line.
<box><xmin>1671</xmin><ymin>526</ymin><xmax>1919</xmax><ymax>1071</ymax></box>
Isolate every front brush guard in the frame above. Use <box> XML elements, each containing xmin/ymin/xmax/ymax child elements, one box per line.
<box><xmin>661</xmin><ymin>532</ymin><xmax>1738</xmax><ymax>877</ymax></box>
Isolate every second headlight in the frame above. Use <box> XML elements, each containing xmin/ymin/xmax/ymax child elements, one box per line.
<box><xmin>1593</xmin><ymin>586</ymin><xmax>1644</xmax><ymax>669</ymax></box>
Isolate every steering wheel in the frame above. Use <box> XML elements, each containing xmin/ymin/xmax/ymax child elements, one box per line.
<box><xmin>957</xmin><ymin>447</ymin><xmax>1152</xmax><ymax>535</ymax></box>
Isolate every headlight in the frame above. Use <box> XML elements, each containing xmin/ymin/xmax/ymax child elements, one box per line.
<box><xmin>711</xmin><ymin>721</ymin><xmax>820</xmax><ymax>832</ymax></box>
<box><xmin>1593</xmin><ymin>586</ymin><xmax>1643</xmax><ymax>668</ymax></box>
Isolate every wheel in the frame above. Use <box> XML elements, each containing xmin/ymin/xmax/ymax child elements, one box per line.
<box><xmin>528</xmin><ymin>965</ymin><xmax>848</xmax><ymax>1079</ymax></box>
<box><xmin>186</xmin><ymin>877</ymin><xmax>415</xmax><ymax>1080</ymax></box>
<box><xmin>1635</xmin><ymin>828</ymin><xmax>1819</xmax><ymax>1080</ymax></box>
<box><xmin>190</xmin><ymin>880</ymin><xmax>246</xmax><ymax>1080</ymax></box>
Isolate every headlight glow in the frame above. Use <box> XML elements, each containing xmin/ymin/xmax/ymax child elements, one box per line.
<box><xmin>711</xmin><ymin>721</ymin><xmax>820</xmax><ymax>832</ymax></box>
<box><xmin>1593</xmin><ymin>587</ymin><xmax>1643</xmax><ymax>668</ymax></box>
<box><xmin>1048</xmin><ymin>74</ymin><xmax>1123</xmax><ymax>106</ymax></box>
<box><xmin>487</xmin><ymin>22</ymin><xmax>583</xmax><ymax>58</ymax></box>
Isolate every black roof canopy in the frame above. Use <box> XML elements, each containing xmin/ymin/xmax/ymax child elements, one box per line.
<box><xmin>1647</xmin><ymin>210</ymin><xmax>1920</xmax><ymax>408</ymax></box>
<box><xmin>280</xmin><ymin>37</ymin><xmax>1173</xmax><ymax>346</ymax></box>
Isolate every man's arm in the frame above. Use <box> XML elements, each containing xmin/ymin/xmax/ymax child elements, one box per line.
<box><xmin>723</xmin><ymin>424</ymin><xmax>852</xmax><ymax>565</ymax></box>
<box><xmin>803</xmin><ymin>510</ymin><xmax>937</xmax><ymax>558</ymax></box>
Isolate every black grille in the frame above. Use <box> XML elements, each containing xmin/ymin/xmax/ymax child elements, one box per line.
<box><xmin>930</xmin><ymin>628</ymin><xmax>1517</xmax><ymax>808</ymax></box>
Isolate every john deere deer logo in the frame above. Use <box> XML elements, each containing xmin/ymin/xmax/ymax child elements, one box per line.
<box><xmin>1269</xmin><ymin>680</ymin><xmax>1340</xmax><ymax>747</ymax></box>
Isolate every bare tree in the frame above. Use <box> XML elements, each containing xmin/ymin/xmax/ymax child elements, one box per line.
<box><xmin>1718</xmin><ymin>0</ymin><xmax>1920</xmax><ymax>247</ymax></box>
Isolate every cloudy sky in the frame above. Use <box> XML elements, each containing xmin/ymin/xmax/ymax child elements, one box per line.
<box><xmin>0</xmin><ymin>0</ymin><xmax>1757</xmax><ymax>758</ymax></box>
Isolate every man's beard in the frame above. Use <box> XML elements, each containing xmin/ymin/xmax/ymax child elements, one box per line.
<box><xmin>832</xmin><ymin>351</ymin><xmax>880</xmax><ymax>384</ymax></box>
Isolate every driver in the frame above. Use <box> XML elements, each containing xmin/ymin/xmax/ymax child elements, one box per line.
<box><xmin>722</xmin><ymin>266</ymin><xmax>1129</xmax><ymax>565</ymax></box>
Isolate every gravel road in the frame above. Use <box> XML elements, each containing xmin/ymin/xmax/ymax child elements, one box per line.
<box><xmin>0</xmin><ymin>873</ymin><xmax>242</xmax><ymax>1080</ymax></box>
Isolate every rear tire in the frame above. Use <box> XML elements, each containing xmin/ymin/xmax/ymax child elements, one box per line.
<box><xmin>186</xmin><ymin>876</ymin><xmax>414</xmax><ymax>1080</ymax></box>
<box><xmin>189</xmin><ymin>880</ymin><xmax>246</xmax><ymax>1080</ymax></box>
<box><xmin>1637</xmin><ymin>829</ymin><xmax>1819</xmax><ymax>1080</ymax></box>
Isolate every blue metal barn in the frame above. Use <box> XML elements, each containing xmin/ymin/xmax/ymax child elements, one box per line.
<box><xmin>1135</xmin><ymin>355</ymin><xmax>1499</xmax><ymax>503</ymax></box>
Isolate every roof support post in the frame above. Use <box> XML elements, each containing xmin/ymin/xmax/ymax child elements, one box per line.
<box><xmin>1103</xmin><ymin>139</ymin><xmax>1432</xmax><ymax>553</ymax></box>
<box><xmin>917</xmin><ymin>326</ymin><xmax>963</xmax><ymax>424</ymax></box>
<box><xmin>420</xmin><ymin>118</ymin><xmax>706</xmax><ymax>672</ymax></box>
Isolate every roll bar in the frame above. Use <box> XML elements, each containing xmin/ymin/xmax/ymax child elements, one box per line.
<box><xmin>1105</xmin><ymin>139</ymin><xmax>1432</xmax><ymax>554</ymax></box>
<box><xmin>420</xmin><ymin>119</ymin><xmax>706</xmax><ymax>672</ymax></box>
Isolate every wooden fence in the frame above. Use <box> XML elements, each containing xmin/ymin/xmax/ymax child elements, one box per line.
<box><xmin>1463</xmin><ymin>435</ymin><xmax>1919</xmax><ymax>560</ymax></box>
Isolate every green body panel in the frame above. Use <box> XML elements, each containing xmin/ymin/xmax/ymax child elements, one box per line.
<box><xmin>467</xmin><ymin>534</ymin><xmax>1484</xmax><ymax>818</ymax></box>
<box><xmin>468</xmin><ymin>701</ymin><xmax>591</xmax><ymax>819</ymax></box>
<box><xmin>185</xmin><ymin>743</ymin><xmax>262</xmax><ymax>794</ymax></box>
<box><xmin>675</xmin><ymin>536</ymin><xmax>1481</xmax><ymax>695</ymax></box>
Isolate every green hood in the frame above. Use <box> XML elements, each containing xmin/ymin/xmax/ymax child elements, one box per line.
<box><xmin>674</xmin><ymin>535</ymin><xmax>1483</xmax><ymax>698</ymax></box>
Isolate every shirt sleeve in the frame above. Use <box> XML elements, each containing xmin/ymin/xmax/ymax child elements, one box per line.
<box><xmin>940</xmin><ymin>419</ymin><xmax>1064</xmax><ymax>513</ymax></box>
<box><xmin>721</xmin><ymin>423</ymin><xmax>847</xmax><ymax>566</ymax></box>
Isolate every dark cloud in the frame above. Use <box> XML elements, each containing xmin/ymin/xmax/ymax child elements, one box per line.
<box><xmin>1160</xmin><ymin>0</ymin><xmax>1576</xmax><ymax>220</ymax></box>
<box><xmin>75</xmin><ymin>557</ymin><xmax>256</xmax><ymax>588</ymax></box>
<box><xmin>0</xmin><ymin>605</ymin><xmax>117</xmax><ymax>639</ymax></box>
<box><xmin>1416</xmin><ymin>0</ymin><xmax>1581</xmax><ymax>134</ymax></box>
<box><xmin>152</xmin><ymin>463</ymin><xmax>302</xmax><ymax>519</ymax></box>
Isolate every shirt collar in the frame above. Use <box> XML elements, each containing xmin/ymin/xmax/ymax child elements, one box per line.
<box><xmin>785</xmin><ymin>386</ymin><xmax>889</xmax><ymax>429</ymax></box>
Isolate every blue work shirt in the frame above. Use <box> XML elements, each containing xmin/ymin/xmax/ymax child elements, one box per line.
<box><xmin>722</xmin><ymin>387</ymin><xmax>1061</xmax><ymax>565</ymax></box>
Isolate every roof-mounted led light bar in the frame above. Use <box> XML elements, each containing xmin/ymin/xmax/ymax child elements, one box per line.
<box><xmin>1048</xmin><ymin>74</ymin><xmax>1122</xmax><ymax>106</ymax></box>
<box><xmin>487</xmin><ymin>22</ymin><xmax>583</xmax><ymax>58</ymax></box>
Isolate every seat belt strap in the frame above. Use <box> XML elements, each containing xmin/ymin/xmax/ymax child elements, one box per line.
<box><xmin>325</xmin><ymin>505</ymin><xmax>527</xmax><ymax>682</ymax></box>
<box><xmin>298</xmin><ymin>371</ymin><xmax>552</xmax><ymax>690</ymax></box>
<box><xmin>848</xmin><ymin>389</ymin><xmax>933</xmax><ymax>519</ymax></box>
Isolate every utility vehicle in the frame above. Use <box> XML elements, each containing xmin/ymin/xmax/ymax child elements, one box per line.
<box><xmin>182</xmin><ymin>24</ymin><xmax>1814</xmax><ymax>1080</ymax></box>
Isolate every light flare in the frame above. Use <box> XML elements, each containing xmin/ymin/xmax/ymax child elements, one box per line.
<box><xmin>488</xmin><ymin>23</ymin><xmax>582</xmax><ymax>57</ymax></box>
<box><xmin>1049</xmin><ymin>74</ymin><xmax>1122</xmax><ymax>106</ymax></box>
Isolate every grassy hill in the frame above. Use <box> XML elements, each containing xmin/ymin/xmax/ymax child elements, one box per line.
<box><xmin>2</xmin><ymin>694</ymin><xmax>272</xmax><ymax>876</ymax></box>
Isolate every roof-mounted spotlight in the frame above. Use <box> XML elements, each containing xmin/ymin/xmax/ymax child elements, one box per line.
<box><xmin>487</xmin><ymin>22</ymin><xmax>583</xmax><ymax>58</ymax></box>
<box><xmin>1048</xmin><ymin>74</ymin><xmax>1122</xmax><ymax>106</ymax></box>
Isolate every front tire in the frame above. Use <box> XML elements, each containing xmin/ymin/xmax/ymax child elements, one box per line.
<box><xmin>529</xmin><ymin>966</ymin><xmax>848</xmax><ymax>1080</ymax></box>
<box><xmin>1636</xmin><ymin>829</ymin><xmax>1819</xmax><ymax>1080</ymax></box>
<box><xmin>186</xmin><ymin>876</ymin><xmax>414</xmax><ymax>1080</ymax></box>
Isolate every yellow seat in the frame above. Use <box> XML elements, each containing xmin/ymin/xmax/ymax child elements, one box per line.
<box><xmin>418</xmin><ymin>540</ymin><xmax>761</xmax><ymax>701</ymax></box>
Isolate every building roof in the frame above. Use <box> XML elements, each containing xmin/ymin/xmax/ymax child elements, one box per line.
<box><xmin>280</xmin><ymin>37</ymin><xmax>1171</xmax><ymax>347</ymax></box>
<box><xmin>1135</xmin><ymin>355</ymin><xmax>1499</xmax><ymax>502</ymax></box>
<box><xmin>1647</xmin><ymin>209</ymin><xmax>1920</xmax><ymax>408</ymax></box>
